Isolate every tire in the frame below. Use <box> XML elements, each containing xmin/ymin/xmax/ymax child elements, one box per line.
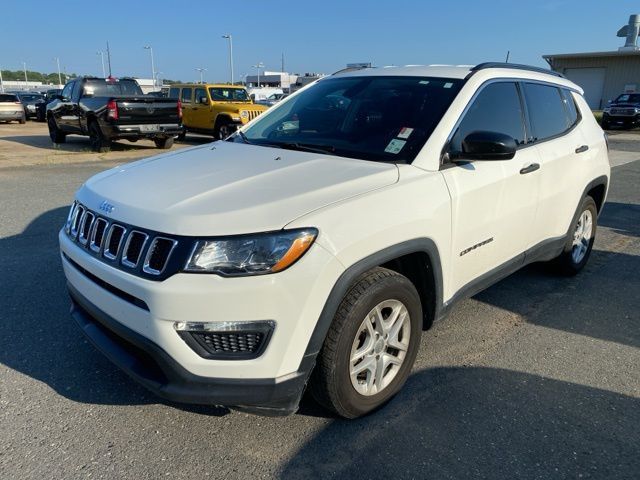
<box><xmin>19</xmin><ymin>114</ymin><xmax>26</xmax><ymax>125</ymax></box>
<box><xmin>551</xmin><ymin>196</ymin><xmax>598</xmax><ymax>276</ymax></box>
<box><xmin>88</xmin><ymin>121</ymin><xmax>111</xmax><ymax>153</ymax></box>
<box><xmin>154</xmin><ymin>136</ymin><xmax>174</xmax><ymax>149</ymax></box>
<box><xmin>214</xmin><ymin>119</ymin><xmax>233</xmax><ymax>140</ymax></box>
<box><xmin>601</xmin><ymin>120</ymin><xmax>610</xmax><ymax>130</ymax></box>
<box><xmin>47</xmin><ymin>115</ymin><xmax>66</xmax><ymax>143</ymax></box>
<box><xmin>310</xmin><ymin>267</ymin><xmax>422</xmax><ymax>418</ymax></box>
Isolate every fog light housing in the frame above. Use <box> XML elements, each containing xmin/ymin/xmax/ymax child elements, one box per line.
<box><xmin>174</xmin><ymin>321</ymin><xmax>275</xmax><ymax>360</ymax></box>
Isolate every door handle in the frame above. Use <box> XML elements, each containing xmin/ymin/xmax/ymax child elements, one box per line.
<box><xmin>520</xmin><ymin>163</ymin><xmax>540</xmax><ymax>174</ymax></box>
<box><xmin>575</xmin><ymin>145</ymin><xmax>589</xmax><ymax>154</ymax></box>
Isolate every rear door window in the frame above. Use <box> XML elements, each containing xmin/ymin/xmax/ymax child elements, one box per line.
<box><xmin>523</xmin><ymin>83</ymin><xmax>570</xmax><ymax>141</ymax></box>
<box><xmin>181</xmin><ymin>88</ymin><xmax>192</xmax><ymax>103</ymax></box>
<box><xmin>450</xmin><ymin>81</ymin><xmax>526</xmax><ymax>154</ymax></box>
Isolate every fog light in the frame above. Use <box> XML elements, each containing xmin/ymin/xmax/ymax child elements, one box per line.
<box><xmin>174</xmin><ymin>321</ymin><xmax>275</xmax><ymax>360</ymax></box>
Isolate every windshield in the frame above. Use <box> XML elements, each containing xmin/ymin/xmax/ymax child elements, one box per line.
<box><xmin>209</xmin><ymin>87</ymin><xmax>249</xmax><ymax>102</ymax></box>
<box><xmin>615</xmin><ymin>94</ymin><xmax>640</xmax><ymax>103</ymax></box>
<box><xmin>235</xmin><ymin>76</ymin><xmax>462</xmax><ymax>163</ymax></box>
<box><xmin>83</xmin><ymin>79</ymin><xmax>143</xmax><ymax>97</ymax></box>
<box><xmin>19</xmin><ymin>94</ymin><xmax>44</xmax><ymax>102</ymax></box>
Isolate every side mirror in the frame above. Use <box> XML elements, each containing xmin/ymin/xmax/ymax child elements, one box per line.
<box><xmin>454</xmin><ymin>131</ymin><xmax>517</xmax><ymax>161</ymax></box>
<box><xmin>199</xmin><ymin>96</ymin><xmax>208</xmax><ymax>104</ymax></box>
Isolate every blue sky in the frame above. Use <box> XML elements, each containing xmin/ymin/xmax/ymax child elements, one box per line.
<box><xmin>0</xmin><ymin>0</ymin><xmax>636</xmax><ymax>82</ymax></box>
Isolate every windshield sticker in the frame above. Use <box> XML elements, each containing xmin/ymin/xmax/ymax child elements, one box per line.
<box><xmin>397</xmin><ymin>127</ymin><xmax>414</xmax><ymax>139</ymax></box>
<box><xmin>444</xmin><ymin>82</ymin><xmax>454</xmax><ymax>88</ymax></box>
<box><xmin>419</xmin><ymin>80</ymin><xmax>430</xmax><ymax>85</ymax></box>
<box><xmin>385</xmin><ymin>139</ymin><xmax>406</xmax><ymax>154</ymax></box>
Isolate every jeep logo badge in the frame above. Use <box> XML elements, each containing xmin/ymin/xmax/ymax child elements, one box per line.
<box><xmin>99</xmin><ymin>201</ymin><xmax>115</xmax><ymax>215</ymax></box>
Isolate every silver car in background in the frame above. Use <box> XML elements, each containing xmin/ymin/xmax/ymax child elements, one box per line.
<box><xmin>0</xmin><ymin>93</ymin><xmax>26</xmax><ymax>123</ymax></box>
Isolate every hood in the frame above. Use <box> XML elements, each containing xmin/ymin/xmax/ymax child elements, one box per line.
<box><xmin>77</xmin><ymin>141</ymin><xmax>399</xmax><ymax>236</ymax></box>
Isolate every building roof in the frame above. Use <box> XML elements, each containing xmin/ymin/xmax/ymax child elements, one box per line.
<box><xmin>543</xmin><ymin>49</ymin><xmax>640</xmax><ymax>60</ymax></box>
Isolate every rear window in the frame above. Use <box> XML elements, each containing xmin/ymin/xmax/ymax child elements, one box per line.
<box><xmin>0</xmin><ymin>94</ymin><xmax>18</xmax><ymax>102</ymax></box>
<box><xmin>615</xmin><ymin>93</ymin><xmax>640</xmax><ymax>103</ymax></box>
<box><xmin>19</xmin><ymin>94</ymin><xmax>44</xmax><ymax>102</ymax></box>
<box><xmin>523</xmin><ymin>83</ymin><xmax>570</xmax><ymax>141</ymax></box>
<box><xmin>83</xmin><ymin>79</ymin><xmax>143</xmax><ymax>97</ymax></box>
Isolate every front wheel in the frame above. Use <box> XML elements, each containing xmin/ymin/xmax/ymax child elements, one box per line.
<box><xmin>47</xmin><ymin>116</ymin><xmax>65</xmax><ymax>143</ymax></box>
<box><xmin>310</xmin><ymin>267</ymin><xmax>422</xmax><ymax>418</ymax></box>
<box><xmin>154</xmin><ymin>136</ymin><xmax>174</xmax><ymax>149</ymax></box>
<box><xmin>552</xmin><ymin>196</ymin><xmax>597</xmax><ymax>275</ymax></box>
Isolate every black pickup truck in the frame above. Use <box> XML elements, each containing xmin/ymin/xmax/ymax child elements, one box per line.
<box><xmin>47</xmin><ymin>77</ymin><xmax>182</xmax><ymax>152</ymax></box>
<box><xmin>602</xmin><ymin>93</ymin><xmax>640</xmax><ymax>130</ymax></box>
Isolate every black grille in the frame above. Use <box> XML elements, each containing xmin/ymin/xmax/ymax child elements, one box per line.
<box><xmin>122</xmin><ymin>231</ymin><xmax>148</xmax><ymax>267</ymax></box>
<box><xmin>144</xmin><ymin>237</ymin><xmax>175</xmax><ymax>274</ymax></box>
<box><xmin>64</xmin><ymin>202</ymin><xmax>185</xmax><ymax>280</ymax></box>
<box><xmin>178</xmin><ymin>324</ymin><xmax>274</xmax><ymax>360</ymax></box>
<box><xmin>105</xmin><ymin>225</ymin><xmax>126</xmax><ymax>259</ymax></box>
<box><xmin>90</xmin><ymin>218</ymin><xmax>108</xmax><ymax>252</ymax></box>
<box><xmin>197</xmin><ymin>332</ymin><xmax>264</xmax><ymax>353</ymax></box>
<box><xmin>79</xmin><ymin>211</ymin><xmax>95</xmax><ymax>245</ymax></box>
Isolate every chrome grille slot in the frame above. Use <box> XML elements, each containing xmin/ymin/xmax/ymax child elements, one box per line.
<box><xmin>143</xmin><ymin>237</ymin><xmax>177</xmax><ymax>275</ymax></box>
<box><xmin>104</xmin><ymin>224</ymin><xmax>126</xmax><ymax>260</ymax></box>
<box><xmin>70</xmin><ymin>205</ymin><xmax>85</xmax><ymax>239</ymax></box>
<box><xmin>122</xmin><ymin>231</ymin><xmax>148</xmax><ymax>268</ymax></box>
<box><xmin>78</xmin><ymin>211</ymin><xmax>95</xmax><ymax>245</ymax></box>
<box><xmin>65</xmin><ymin>202</ymin><xmax>77</xmax><ymax>234</ymax></box>
<box><xmin>90</xmin><ymin>218</ymin><xmax>108</xmax><ymax>253</ymax></box>
<box><xmin>248</xmin><ymin>110</ymin><xmax>262</xmax><ymax>121</ymax></box>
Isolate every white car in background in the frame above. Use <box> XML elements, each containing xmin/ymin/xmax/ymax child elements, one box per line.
<box><xmin>60</xmin><ymin>63</ymin><xmax>609</xmax><ymax>419</ymax></box>
<box><xmin>0</xmin><ymin>93</ymin><xmax>26</xmax><ymax>123</ymax></box>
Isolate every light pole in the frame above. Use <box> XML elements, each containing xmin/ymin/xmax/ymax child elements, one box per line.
<box><xmin>0</xmin><ymin>68</ymin><xmax>4</xmax><ymax>93</ymax></box>
<box><xmin>252</xmin><ymin>62</ymin><xmax>264</xmax><ymax>88</ymax></box>
<box><xmin>54</xmin><ymin>57</ymin><xmax>62</xmax><ymax>85</ymax></box>
<box><xmin>222</xmin><ymin>34</ymin><xmax>234</xmax><ymax>85</ymax></box>
<box><xmin>96</xmin><ymin>51</ymin><xmax>106</xmax><ymax>78</ymax></box>
<box><xmin>155</xmin><ymin>71</ymin><xmax>163</xmax><ymax>88</ymax></box>
<box><xmin>143</xmin><ymin>46</ymin><xmax>156</xmax><ymax>89</ymax></box>
<box><xmin>195</xmin><ymin>68</ymin><xmax>206</xmax><ymax>84</ymax></box>
<box><xmin>22</xmin><ymin>61</ymin><xmax>28</xmax><ymax>89</ymax></box>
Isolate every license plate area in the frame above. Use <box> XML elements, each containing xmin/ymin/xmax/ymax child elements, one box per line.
<box><xmin>140</xmin><ymin>124</ymin><xmax>159</xmax><ymax>132</ymax></box>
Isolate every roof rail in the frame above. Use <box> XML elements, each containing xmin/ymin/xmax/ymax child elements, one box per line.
<box><xmin>471</xmin><ymin>62</ymin><xmax>564</xmax><ymax>78</ymax></box>
<box><xmin>331</xmin><ymin>65</ymin><xmax>373</xmax><ymax>76</ymax></box>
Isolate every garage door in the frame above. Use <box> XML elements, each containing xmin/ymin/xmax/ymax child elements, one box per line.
<box><xmin>563</xmin><ymin>68</ymin><xmax>606</xmax><ymax>109</ymax></box>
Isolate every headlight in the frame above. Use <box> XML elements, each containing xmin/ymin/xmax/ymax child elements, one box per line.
<box><xmin>185</xmin><ymin>228</ymin><xmax>318</xmax><ymax>276</ymax></box>
<box><xmin>240</xmin><ymin>110</ymin><xmax>249</xmax><ymax>119</ymax></box>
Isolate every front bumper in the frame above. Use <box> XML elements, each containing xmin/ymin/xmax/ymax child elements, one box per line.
<box><xmin>69</xmin><ymin>283</ymin><xmax>307</xmax><ymax>415</ymax></box>
<box><xmin>603</xmin><ymin>112</ymin><xmax>640</xmax><ymax>127</ymax></box>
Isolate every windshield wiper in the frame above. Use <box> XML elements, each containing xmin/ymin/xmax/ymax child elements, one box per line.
<box><xmin>236</xmin><ymin>130</ymin><xmax>252</xmax><ymax>144</ymax></box>
<box><xmin>279</xmin><ymin>142</ymin><xmax>336</xmax><ymax>154</ymax></box>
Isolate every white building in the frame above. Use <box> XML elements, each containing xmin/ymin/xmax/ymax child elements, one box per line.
<box><xmin>245</xmin><ymin>71</ymin><xmax>298</xmax><ymax>92</ymax></box>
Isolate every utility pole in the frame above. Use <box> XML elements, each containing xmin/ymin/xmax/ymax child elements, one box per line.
<box><xmin>97</xmin><ymin>51</ymin><xmax>106</xmax><ymax>77</ymax></box>
<box><xmin>144</xmin><ymin>46</ymin><xmax>156</xmax><ymax>89</ymax></box>
<box><xmin>281</xmin><ymin>52</ymin><xmax>285</xmax><ymax>73</ymax></box>
<box><xmin>505</xmin><ymin>51</ymin><xmax>510</xmax><ymax>63</ymax></box>
<box><xmin>22</xmin><ymin>62</ymin><xmax>28</xmax><ymax>89</ymax></box>
<box><xmin>0</xmin><ymin>68</ymin><xmax>4</xmax><ymax>93</ymax></box>
<box><xmin>54</xmin><ymin>57</ymin><xmax>62</xmax><ymax>85</ymax></box>
<box><xmin>253</xmin><ymin>62</ymin><xmax>264</xmax><ymax>87</ymax></box>
<box><xmin>195</xmin><ymin>68</ymin><xmax>206</xmax><ymax>84</ymax></box>
<box><xmin>106</xmin><ymin>41</ymin><xmax>112</xmax><ymax>77</ymax></box>
<box><xmin>222</xmin><ymin>34</ymin><xmax>234</xmax><ymax>85</ymax></box>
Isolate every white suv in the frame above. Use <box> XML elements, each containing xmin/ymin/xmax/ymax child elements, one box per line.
<box><xmin>60</xmin><ymin>63</ymin><xmax>610</xmax><ymax>418</ymax></box>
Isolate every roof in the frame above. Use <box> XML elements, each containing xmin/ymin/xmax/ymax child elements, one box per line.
<box><xmin>543</xmin><ymin>49</ymin><xmax>640</xmax><ymax>60</ymax></box>
<box><xmin>169</xmin><ymin>83</ymin><xmax>246</xmax><ymax>88</ymax></box>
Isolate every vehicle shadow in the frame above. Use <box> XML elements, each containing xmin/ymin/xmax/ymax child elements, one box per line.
<box><xmin>283</xmin><ymin>366</ymin><xmax>640</xmax><ymax>478</ymax></box>
<box><xmin>598</xmin><ymin>201</ymin><xmax>640</xmax><ymax>238</ymax></box>
<box><xmin>0</xmin><ymin>206</ymin><xmax>227</xmax><ymax>415</ymax></box>
<box><xmin>0</xmin><ymin>134</ymin><xmax>213</xmax><ymax>153</ymax></box>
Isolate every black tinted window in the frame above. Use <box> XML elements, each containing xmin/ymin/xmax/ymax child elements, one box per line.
<box><xmin>240</xmin><ymin>76</ymin><xmax>463</xmax><ymax>163</ymax></box>
<box><xmin>181</xmin><ymin>88</ymin><xmax>192</xmax><ymax>103</ymax></box>
<box><xmin>83</xmin><ymin>79</ymin><xmax>143</xmax><ymax>97</ymax></box>
<box><xmin>561</xmin><ymin>89</ymin><xmax>579</xmax><ymax>127</ymax></box>
<box><xmin>524</xmin><ymin>83</ymin><xmax>569</xmax><ymax>141</ymax></box>
<box><xmin>450</xmin><ymin>82</ymin><xmax>525</xmax><ymax>153</ymax></box>
<box><xmin>0</xmin><ymin>94</ymin><xmax>19</xmax><ymax>102</ymax></box>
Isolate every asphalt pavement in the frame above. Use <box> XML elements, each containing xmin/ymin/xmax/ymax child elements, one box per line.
<box><xmin>0</xmin><ymin>129</ymin><xmax>638</xmax><ymax>479</ymax></box>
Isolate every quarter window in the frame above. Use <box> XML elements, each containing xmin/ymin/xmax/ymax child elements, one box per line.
<box><xmin>450</xmin><ymin>82</ymin><xmax>526</xmax><ymax>154</ymax></box>
<box><xmin>561</xmin><ymin>89</ymin><xmax>579</xmax><ymax>128</ymax></box>
<box><xmin>181</xmin><ymin>88</ymin><xmax>192</xmax><ymax>103</ymax></box>
<box><xmin>523</xmin><ymin>83</ymin><xmax>569</xmax><ymax>141</ymax></box>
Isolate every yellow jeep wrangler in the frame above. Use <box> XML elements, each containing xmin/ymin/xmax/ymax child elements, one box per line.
<box><xmin>169</xmin><ymin>84</ymin><xmax>268</xmax><ymax>139</ymax></box>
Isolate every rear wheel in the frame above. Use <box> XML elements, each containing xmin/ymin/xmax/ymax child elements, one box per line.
<box><xmin>310</xmin><ymin>267</ymin><xmax>422</xmax><ymax>418</ymax></box>
<box><xmin>176</xmin><ymin>129</ymin><xmax>186</xmax><ymax>141</ymax></box>
<box><xmin>19</xmin><ymin>114</ymin><xmax>26</xmax><ymax>125</ymax></box>
<box><xmin>89</xmin><ymin>121</ymin><xmax>111</xmax><ymax>152</ymax></box>
<box><xmin>47</xmin><ymin>116</ymin><xmax>65</xmax><ymax>143</ymax></box>
<box><xmin>154</xmin><ymin>136</ymin><xmax>174</xmax><ymax>149</ymax></box>
<box><xmin>551</xmin><ymin>196</ymin><xmax>597</xmax><ymax>275</ymax></box>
